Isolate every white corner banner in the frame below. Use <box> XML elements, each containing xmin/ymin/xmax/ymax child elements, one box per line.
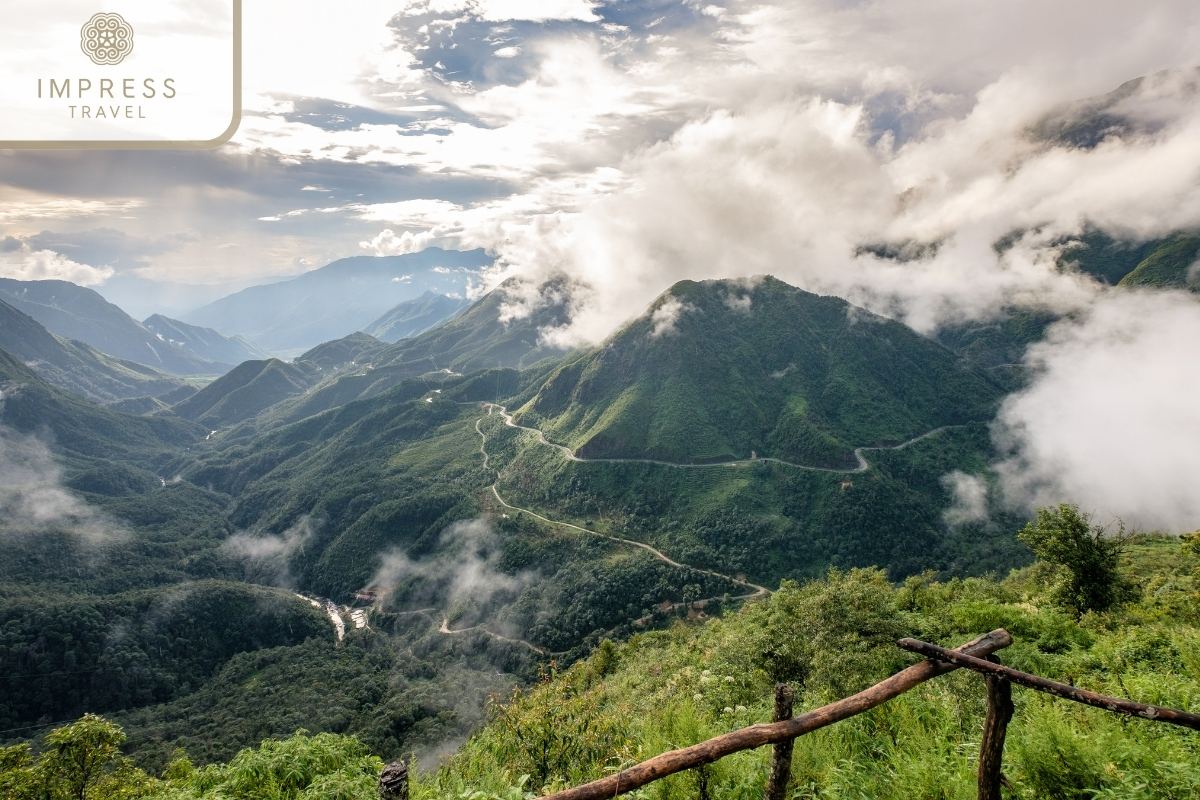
<box><xmin>0</xmin><ymin>0</ymin><xmax>240</xmax><ymax>149</ymax></box>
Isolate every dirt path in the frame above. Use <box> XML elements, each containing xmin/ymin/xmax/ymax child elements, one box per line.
<box><xmin>439</xmin><ymin>615</ymin><xmax>554</xmax><ymax>655</ymax></box>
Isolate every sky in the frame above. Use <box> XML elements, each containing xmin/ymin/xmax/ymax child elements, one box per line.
<box><xmin>1</xmin><ymin>0</ymin><xmax>1199</xmax><ymax>529</ymax></box>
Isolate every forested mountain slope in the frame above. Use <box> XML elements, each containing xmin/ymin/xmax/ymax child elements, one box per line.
<box><xmin>518</xmin><ymin>277</ymin><xmax>1002</xmax><ymax>467</ymax></box>
<box><xmin>0</xmin><ymin>300</ymin><xmax>190</xmax><ymax>403</ymax></box>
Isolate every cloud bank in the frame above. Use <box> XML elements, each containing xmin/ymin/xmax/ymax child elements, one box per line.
<box><xmin>222</xmin><ymin>516</ymin><xmax>321</xmax><ymax>588</ymax></box>
<box><xmin>995</xmin><ymin>291</ymin><xmax>1200</xmax><ymax>532</ymax></box>
<box><xmin>369</xmin><ymin>518</ymin><xmax>536</xmax><ymax>629</ymax></box>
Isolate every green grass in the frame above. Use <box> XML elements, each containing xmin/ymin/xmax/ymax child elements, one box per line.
<box><xmin>421</xmin><ymin>537</ymin><xmax>1200</xmax><ymax>800</ymax></box>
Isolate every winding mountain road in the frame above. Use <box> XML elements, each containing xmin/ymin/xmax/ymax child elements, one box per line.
<box><xmin>480</xmin><ymin>403</ymin><xmax>960</xmax><ymax>474</ymax></box>
<box><xmin>475</xmin><ymin>406</ymin><xmax>770</xmax><ymax>600</ymax></box>
<box><xmin>457</xmin><ymin>401</ymin><xmax>963</xmax><ymax>654</ymax></box>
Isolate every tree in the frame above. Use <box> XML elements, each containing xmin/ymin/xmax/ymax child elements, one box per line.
<box><xmin>43</xmin><ymin>714</ymin><xmax>128</xmax><ymax>800</ymax></box>
<box><xmin>1018</xmin><ymin>504</ymin><xmax>1136</xmax><ymax>616</ymax></box>
<box><xmin>0</xmin><ymin>715</ymin><xmax>157</xmax><ymax>800</ymax></box>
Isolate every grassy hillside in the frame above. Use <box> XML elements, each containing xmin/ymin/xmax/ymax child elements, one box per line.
<box><xmin>427</xmin><ymin>535</ymin><xmax>1200</xmax><ymax>800</ymax></box>
<box><xmin>518</xmin><ymin>277</ymin><xmax>1002</xmax><ymax>466</ymax></box>
<box><xmin>0</xmin><ymin>300</ymin><xmax>190</xmax><ymax>403</ymax></box>
<box><xmin>1118</xmin><ymin>235</ymin><xmax>1200</xmax><ymax>291</ymax></box>
<box><xmin>15</xmin><ymin>534</ymin><xmax>1194</xmax><ymax>800</ymax></box>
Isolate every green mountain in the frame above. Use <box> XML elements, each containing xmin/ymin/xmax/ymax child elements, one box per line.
<box><xmin>182</xmin><ymin>248</ymin><xmax>492</xmax><ymax>353</ymax></box>
<box><xmin>518</xmin><ymin>277</ymin><xmax>1002</xmax><ymax>467</ymax></box>
<box><xmin>0</xmin><ymin>299</ymin><xmax>191</xmax><ymax>404</ymax></box>
<box><xmin>170</xmin><ymin>358</ymin><xmax>324</xmax><ymax>428</ymax></box>
<box><xmin>299</xmin><ymin>332</ymin><xmax>388</xmax><ymax>371</ymax></box>
<box><xmin>144</xmin><ymin>314</ymin><xmax>274</xmax><ymax>364</ymax></box>
<box><xmin>1057</xmin><ymin>230</ymin><xmax>1166</xmax><ymax>284</ymax></box>
<box><xmin>1118</xmin><ymin>235</ymin><xmax>1200</xmax><ymax>291</ymax></box>
<box><xmin>0</xmin><ymin>346</ymin><xmax>204</xmax><ymax>462</ymax></box>
<box><xmin>0</xmin><ymin>273</ymin><xmax>1037</xmax><ymax>771</ymax></box>
<box><xmin>362</xmin><ymin>291</ymin><xmax>471</xmax><ymax>343</ymax></box>
<box><xmin>0</xmin><ymin>279</ymin><xmax>228</xmax><ymax>376</ymax></box>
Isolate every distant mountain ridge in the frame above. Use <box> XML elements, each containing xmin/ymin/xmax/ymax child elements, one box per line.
<box><xmin>361</xmin><ymin>291</ymin><xmax>471</xmax><ymax>343</ymax></box>
<box><xmin>199</xmin><ymin>279</ymin><xmax>570</xmax><ymax>432</ymax></box>
<box><xmin>144</xmin><ymin>315</ymin><xmax>274</xmax><ymax>365</ymax></box>
<box><xmin>182</xmin><ymin>248</ymin><xmax>492</xmax><ymax>353</ymax></box>
<box><xmin>0</xmin><ymin>279</ymin><xmax>229</xmax><ymax>376</ymax></box>
<box><xmin>0</xmin><ymin>299</ymin><xmax>191</xmax><ymax>404</ymax></box>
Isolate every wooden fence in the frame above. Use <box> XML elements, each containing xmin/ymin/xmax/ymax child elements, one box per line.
<box><xmin>379</xmin><ymin>627</ymin><xmax>1200</xmax><ymax>800</ymax></box>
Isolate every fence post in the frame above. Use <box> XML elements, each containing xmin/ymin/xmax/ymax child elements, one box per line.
<box><xmin>764</xmin><ymin>683</ymin><xmax>795</xmax><ymax>800</ymax></box>
<box><xmin>977</xmin><ymin>656</ymin><xmax>1013</xmax><ymax>800</ymax></box>
<box><xmin>380</xmin><ymin>760</ymin><xmax>409</xmax><ymax>800</ymax></box>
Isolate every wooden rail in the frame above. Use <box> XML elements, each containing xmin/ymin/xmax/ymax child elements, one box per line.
<box><xmin>536</xmin><ymin>629</ymin><xmax>1013</xmax><ymax>800</ymax></box>
<box><xmin>378</xmin><ymin>627</ymin><xmax>1200</xmax><ymax>800</ymax></box>
<box><xmin>898</xmin><ymin>637</ymin><xmax>1200</xmax><ymax>730</ymax></box>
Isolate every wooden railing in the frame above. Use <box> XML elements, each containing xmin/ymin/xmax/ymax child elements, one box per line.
<box><xmin>377</xmin><ymin>627</ymin><xmax>1200</xmax><ymax>800</ymax></box>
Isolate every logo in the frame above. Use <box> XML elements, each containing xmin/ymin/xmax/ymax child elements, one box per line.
<box><xmin>2</xmin><ymin>0</ymin><xmax>240</xmax><ymax>148</ymax></box>
<box><xmin>80</xmin><ymin>13</ymin><xmax>134</xmax><ymax>66</ymax></box>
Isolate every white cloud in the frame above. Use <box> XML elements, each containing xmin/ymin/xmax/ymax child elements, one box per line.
<box><xmin>942</xmin><ymin>471</ymin><xmax>990</xmax><ymax>527</ymax></box>
<box><xmin>360</xmin><ymin>228</ymin><xmax>438</xmax><ymax>255</ymax></box>
<box><xmin>368</xmin><ymin>518</ymin><xmax>536</xmax><ymax>625</ymax></box>
<box><xmin>0</xmin><ymin>422</ymin><xmax>128</xmax><ymax>544</ymax></box>
<box><xmin>723</xmin><ymin>292</ymin><xmax>752</xmax><ymax>313</ymax></box>
<box><xmin>0</xmin><ymin>246</ymin><xmax>114</xmax><ymax>286</ymax></box>
<box><xmin>994</xmin><ymin>291</ymin><xmax>1200</xmax><ymax>532</ymax></box>
<box><xmin>399</xmin><ymin>0</ymin><xmax>600</xmax><ymax>22</ymax></box>
<box><xmin>222</xmin><ymin>516</ymin><xmax>320</xmax><ymax>588</ymax></box>
<box><xmin>649</xmin><ymin>296</ymin><xmax>691</xmax><ymax>338</ymax></box>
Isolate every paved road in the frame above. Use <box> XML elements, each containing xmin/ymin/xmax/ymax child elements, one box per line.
<box><xmin>481</xmin><ymin>403</ymin><xmax>960</xmax><ymax>474</ymax></box>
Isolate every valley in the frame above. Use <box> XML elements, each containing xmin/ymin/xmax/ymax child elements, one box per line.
<box><xmin>0</xmin><ymin>255</ymin><xmax>1193</xmax><ymax>791</ymax></box>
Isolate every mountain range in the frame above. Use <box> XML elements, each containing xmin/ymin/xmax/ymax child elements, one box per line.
<box><xmin>143</xmin><ymin>315</ymin><xmax>273</xmax><ymax>364</ymax></box>
<box><xmin>0</xmin><ymin>299</ymin><xmax>192</xmax><ymax>405</ymax></box>
<box><xmin>0</xmin><ymin>279</ymin><xmax>237</xmax><ymax>376</ymax></box>
<box><xmin>0</xmin><ymin>227</ymin><xmax>1195</xmax><ymax>773</ymax></box>
<box><xmin>182</xmin><ymin>248</ymin><xmax>492</xmax><ymax>354</ymax></box>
